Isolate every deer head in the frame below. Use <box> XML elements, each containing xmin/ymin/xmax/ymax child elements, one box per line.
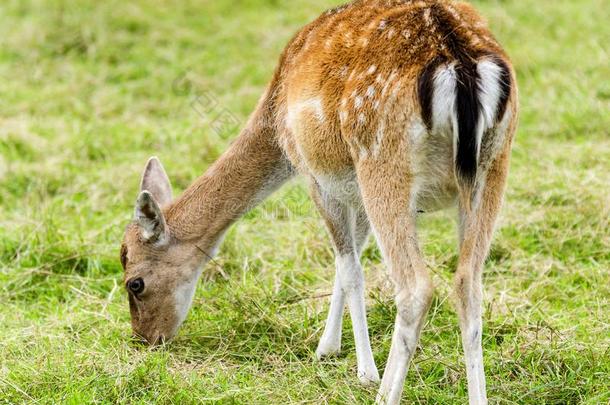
<box><xmin>119</xmin><ymin>157</ymin><xmax>204</xmax><ymax>345</ymax></box>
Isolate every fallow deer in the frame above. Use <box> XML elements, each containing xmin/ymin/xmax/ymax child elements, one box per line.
<box><xmin>119</xmin><ymin>1</ymin><xmax>518</xmax><ymax>403</ymax></box>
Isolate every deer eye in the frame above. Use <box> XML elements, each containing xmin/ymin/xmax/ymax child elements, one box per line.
<box><xmin>128</xmin><ymin>278</ymin><xmax>145</xmax><ymax>295</ymax></box>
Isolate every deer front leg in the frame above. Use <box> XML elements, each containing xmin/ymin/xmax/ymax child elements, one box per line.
<box><xmin>311</xmin><ymin>180</ymin><xmax>379</xmax><ymax>385</ymax></box>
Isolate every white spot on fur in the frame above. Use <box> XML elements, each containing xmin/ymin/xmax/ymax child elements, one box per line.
<box><xmin>340</xmin><ymin>65</ymin><xmax>349</xmax><ymax>77</ymax></box>
<box><xmin>382</xmin><ymin>82</ymin><xmax>391</xmax><ymax>96</ymax></box>
<box><xmin>387</xmin><ymin>28</ymin><xmax>396</xmax><ymax>39</ymax></box>
<box><xmin>344</xmin><ymin>31</ymin><xmax>354</xmax><ymax>46</ymax></box>
<box><xmin>366</xmin><ymin>86</ymin><xmax>375</xmax><ymax>98</ymax></box>
<box><xmin>358</xmin><ymin>113</ymin><xmax>366</xmax><ymax>124</ymax></box>
<box><xmin>423</xmin><ymin>8</ymin><xmax>432</xmax><ymax>26</ymax></box>
<box><xmin>354</xmin><ymin>96</ymin><xmax>363</xmax><ymax>109</ymax></box>
<box><xmin>373</xmin><ymin>100</ymin><xmax>380</xmax><ymax>110</ymax></box>
<box><xmin>382</xmin><ymin>70</ymin><xmax>398</xmax><ymax>96</ymax></box>
<box><xmin>367</xmin><ymin>65</ymin><xmax>377</xmax><ymax>75</ymax></box>
<box><xmin>402</xmin><ymin>29</ymin><xmax>411</xmax><ymax>40</ymax></box>
<box><xmin>445</xmin><ymin>5</ymin><xmax>464</xmax><ymax>25</ymax></box>
<box><xmin>371</xmin><ymin>121</ymin><xmax>385</xmax><ymax>158</ymax></box>
<box><xmin>378</xmin><ymin>20</ymin><xmax>387</xmax><ymax>30</ymax></box>
<box><xmin>391</xmin><ymin>81</ymin><xmax>402</xmax><ymax>98</ymax></box>
<box><xmin>359</xmin><ymin>37</ymin><xmax>369</xmax><ymax>47</ymax></box>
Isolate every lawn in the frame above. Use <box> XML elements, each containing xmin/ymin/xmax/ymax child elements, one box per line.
<box><xmin>0</xmin><ymin>0</ymin><xmax>608</xmax><ymax>403</ymax></box>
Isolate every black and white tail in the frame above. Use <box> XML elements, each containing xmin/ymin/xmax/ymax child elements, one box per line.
<box><xmin>419</xmin><ymin>54</ymin><xmax>512</xmax><ymax>210</ymax></box>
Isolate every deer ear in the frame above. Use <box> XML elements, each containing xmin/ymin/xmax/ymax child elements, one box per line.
<box><xmin>134</xmin><ymin>191</ymin><xmax>168</xmax><ymax>243</ymax></box>
<box><xmin>140</xmin><ymin>157</ymin><xmax>172</xmax><ymax>206</ymax></box>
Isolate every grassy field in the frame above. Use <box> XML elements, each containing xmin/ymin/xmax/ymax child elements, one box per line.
<box><xmin>1</xmin><ymin>0</ymin><xmax>609</xmax><ymax>403</ymax></box>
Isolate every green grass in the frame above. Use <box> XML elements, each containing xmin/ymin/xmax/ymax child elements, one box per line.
<box><xmin>1</xmin><ymin>0</ymin><xmax>609</xmax><ymax>403</ymax></box>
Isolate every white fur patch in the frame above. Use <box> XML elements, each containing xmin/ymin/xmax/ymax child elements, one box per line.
<box><xmin>173</xmin><ymin>268</ymin><xmax>203</xmax><ymax>326</ymax></box>
<box><xmin>408</xmin><ymin>119</ymin><xmax>427</xmax><ymax>144</ymax></box>
<box><xmin>431</xmin><ymin>63</ymin><xmax>457</xmax><ymax>133</ymax></box>
<box><xmin>313</xmin><ymin>171</ymin><xmax>360</xmax><ymax>204</ymax></box>
<box><xmin>477</xmin><ymin>59</ymin><xmax>504</xmax><ymax>129</ymax></box>
<box><xmin>427</xmin><ymin>59</ymin><xmax>509</xmax><ymax>167</ymax></box>
<box><xmin>336</xmin><ymin>253</ymin><xmax>364</xmax><ymax>292</ymax></box>
<box><xmin>286</xmin><ymin>97</ymin><xmax>326</xmax><ymax>129</ymax></box>
<box><xmin>476</xmin><ymin>59</ymin><xmax>508</xmax><ymax>160</ymax></box>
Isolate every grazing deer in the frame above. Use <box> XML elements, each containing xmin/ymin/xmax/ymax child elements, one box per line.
<box><xmin>119</xmin><ymin>0</ymin><xmax>517</xmax><ymax>403</ymax></box>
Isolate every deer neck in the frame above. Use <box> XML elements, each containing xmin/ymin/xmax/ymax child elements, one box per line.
<box><xmin>164</xmin><ymin>106</ymin><xmax>292</xmax><ymax>252</ymax></box>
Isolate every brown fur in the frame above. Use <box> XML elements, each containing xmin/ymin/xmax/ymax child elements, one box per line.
<box><xmin>120</xmin><ymin>1</ymin><xmax>518</xmax><ymax>402</ymax></box>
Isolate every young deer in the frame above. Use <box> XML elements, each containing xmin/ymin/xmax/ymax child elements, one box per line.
<box><xmin>119</xmin><ymin>1</ymin><xmax>517</xmax><ymax>403</ymax></box>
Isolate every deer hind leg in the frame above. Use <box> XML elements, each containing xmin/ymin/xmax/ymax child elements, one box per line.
<box><xmin>353</xmin><ymin>152</ymin><xmax>434</xmax><ymax>404</ymax></box>
<box><xmin>311</xmin><ymin>178</ymin><xmax>379</xmax><ymax>384</ymax></box>
<box><xmin>455</xmin><ymin>145</ymin><xmax>511</xmax><ymax>405</ymax></box>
